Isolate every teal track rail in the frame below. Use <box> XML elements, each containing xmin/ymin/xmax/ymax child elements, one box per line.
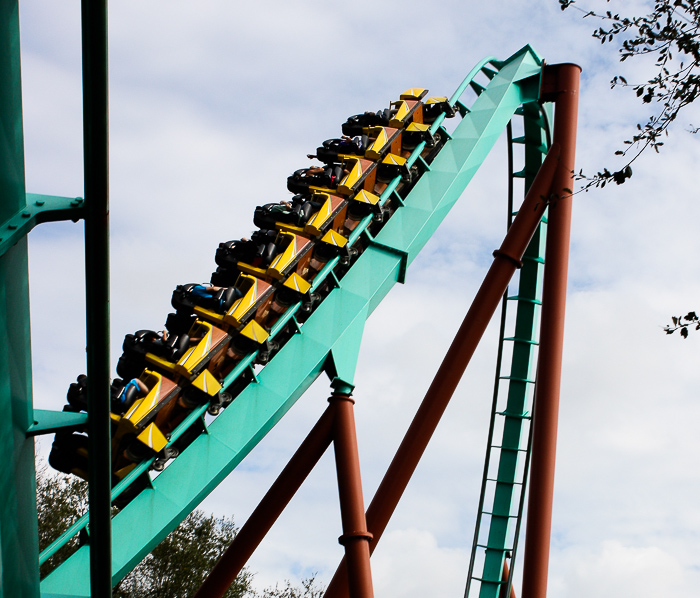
<box><xmin>464</xmin><ymin>102</ymin><xmax>552</xmax><ymax>598</ymax></box>
<box><xmin>40</xmin><ymin>46</ymin><xmax>546</xmax><ymax>596</ymax></box>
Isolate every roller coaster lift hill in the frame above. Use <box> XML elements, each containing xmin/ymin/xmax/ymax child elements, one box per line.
<box><xmin>0</xmin><ymin>4</ymin><xmax>579</xmax><ymax>597</ymax></box>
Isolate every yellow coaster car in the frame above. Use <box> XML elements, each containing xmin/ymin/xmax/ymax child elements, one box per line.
<box><xmin>145</xmin><ymin>319</ymin><xmax>231</xmax><ymax>381</ymax></box>
<box><xmin>312</xmin><ymin>134</ymin><xmax>371</xmax><ymax>164</ymax></box>
<box><xmin>335</xmin><ymin>156</ymin><xmax>377</xmax><ymax>196</ymax></box>
<box><xmin>172</xmin><ymin>277</ymin><xmax>274</xmax><ymax>330</ymax></box>
<box><xmin>364</xmin><ymin>126</ymin><xmax>403</xmax><ymax>161</ymax></box>
<box><xmin>256</xmin><ymin>192</ymin><xmax>350</xmax><ymax>240</ymax></box>
<box><xmin>235</xmin><ymin>231</ymin><xmax>314</xmax><ymax>282</ymax></box>
<box><xmin>111</xmin><ymin>370</ymin><xmax>183</xmax><ymax>477</ymax></box>
<box><xmin>287</xmin><ymin>164</ymin><xmax>347</xmax><ymax>195</ymax></box>
<box><xmin>423</xmin><ymin>96</ymin><xmax>457</xmax><ymax>123</ymax></box>
<box><xmin>287</xmin><ymin>156</ymin><xmax>377</xmax><ymax>197</ymax></box>
<box><xmin>340</xmin><ymin>89</ymin><xmax>426</xmax><ymax>136</ymax></box>
<box><xmin>303</xmin><ymin>192</ymin><xmax>347</xmax><ymax>236</ymax></box>
<box><xmin>388</xmin><ymin>88</ymin><xmax>428</xmax><ymax>128</ymax></box>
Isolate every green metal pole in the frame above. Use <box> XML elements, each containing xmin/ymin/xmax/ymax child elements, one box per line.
<box><xmin>0</xmin><ymin>3</ymin><xmax>40</xmax><ymax>597</ymax></box>
<box><xmin>81</xmin><ymin>1</ymin><xmax>112</xmax><ymax>596</ymax></box>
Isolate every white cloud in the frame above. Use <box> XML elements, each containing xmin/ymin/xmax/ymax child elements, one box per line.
<box><xmin>552</xmin><ymin>540</ymin><xmax>690</xmax><ymax>597</ymax></box>
<box><xmin>371</xmin><ymin>528</ymin><xmax>468</xmax><ymax>598</ymax></box>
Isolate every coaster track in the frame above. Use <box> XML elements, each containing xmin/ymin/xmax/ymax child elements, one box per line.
<box><xmin>40</xmin><ymin>46</ymin><xmax>551</xmax><ymax>596</ymax></box>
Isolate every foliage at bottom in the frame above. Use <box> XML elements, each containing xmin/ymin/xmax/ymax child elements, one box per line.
<box><xmin>37</xmin><ymin>461</ymin><xmax>324</xmax><ymax>598</ymax></box>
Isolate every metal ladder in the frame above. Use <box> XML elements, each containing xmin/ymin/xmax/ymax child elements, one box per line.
<box><xmin>465</xmin><ymin>101</ymin><xmax>552</xmax><ymax>598</ymax></box>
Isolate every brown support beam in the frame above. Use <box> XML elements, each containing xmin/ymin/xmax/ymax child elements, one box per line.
<box><xmin>499</xmin><ymin>558</ymin><xmax>517</xmax><ymax>598</ymax></box>
<box><xmin>324</xmin><ymin>144</ymin><xmax>562</xmax><ymax>598</ymax></box>
<box><xmin>331</xmin><ymin>391</ymin><xmax>374</xmax><ymax>598</ymax></box>
<box><xmin>520</xmin><ymin>63</ymin><xmax>581</xmax><ymax>598</ymax></box>
<box><xmin>194</xmin><ymin>406</ymin><xmax>335</xmax><ymax>598</ymax></box>
<box><xmin>196</xmin><ymin>388</ymin><xmax>377</xmax><ymax>598</ymax></box>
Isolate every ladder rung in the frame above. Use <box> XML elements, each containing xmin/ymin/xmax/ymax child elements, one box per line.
<box><xmin>481</xmin><ymin>511</ymin><xmax>519</xmax><ymax>518</ymax></box>
<box><xmin>491</xmin><ymin>445</ymin><xmax>528</xmax><ymax>452</ymax></box>
<box><xmin>512</xmin><ymin>164</ymin><xmax>546</xmax><ymax>178</ymax></box>
<box><xmin>506</xmin><ymin>296</ymin><xmax>542</xmax><ymax>305</ymax></box>
<box><xmin>503</xmin><ymin>336</ymin><xmax>539</xmax><ymax>345</ymax></box>
<box><xmin>499</xmin><ymin>375</ymin><xmax>535</xmax><ymax>384</ymax></box>
<box><xmin>515</xmin><ymin>144</ymin><xmax>548</xmax><ymax>155</ymax></box>
<box><xmin>496</xmin><ymin>410</ymin><xmax>531</xmax><ymax>419</ymax></box>
<box><xmin>475</xmin><ymin>543</ymin><xmax>512</xmax><ymax>553</ymax></box>
<box><xmin>511</xmin><ymin>211</ymin><xmax>548</xmax><ymax>224</ymax></box>
<box><xmin>471</xmin><ymin>577</ymin><xmax>506</xmax><ymax>585</ymax></box>
<box><xmin>512</xmin><ymin>140</ymin><xmax>548</xmax><ymax>155</ymax></box>
<box><xmin>486</xmin><ymin>477</ymin><xmax>524</xmax><ymax>485</ymax></box>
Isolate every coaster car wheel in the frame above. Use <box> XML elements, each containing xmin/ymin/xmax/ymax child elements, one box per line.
<box><xmin>256</xmin><ymin>339</ymin><xmax>279</xmax><ymax>365</ymax></box>
<box><xmin>207</xmin><ymin>391</ymin><xmax>232</xmax><ymax>416</ymax></box>
<box><xmin>152</xmin><ymin>444</ymin><xmax>180</xmax><ymax>471</ymax></box>
<box><xmin>124</xmin><ymin>436</ymin><xmax>154</xmax><ymax>464</ymax></box>
<box><xmin>301</xmin><ymin>292</ymin><xmax>321</xmax><ymax>313</ymax></box>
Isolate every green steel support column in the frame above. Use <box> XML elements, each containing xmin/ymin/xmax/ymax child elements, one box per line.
<box><xmin>81</xmin><ymin>1</ymin><xmax>112</xmax><ymax>596</ymax></box>
<box><xmin>0</xmin><ymin>3</ymin><xmax>40</xmax><ymax>597</ymax></box>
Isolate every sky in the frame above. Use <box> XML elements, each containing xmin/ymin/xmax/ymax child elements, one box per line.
<box><xmin>15</xmin><ymin>1</ymin><xmax>700</xmax><ymax>597</ymax></box>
